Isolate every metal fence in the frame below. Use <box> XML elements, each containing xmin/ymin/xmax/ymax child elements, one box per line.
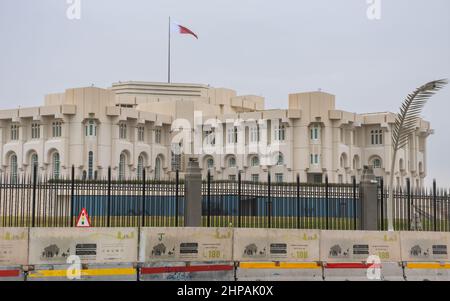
<box><xmin>0</xmin><ymin>167</ymin><xmax>184</xmax><ymax>228</ymax></box>
<box><xmin>0</xmin><ymin>166</ymin><xmax>360</xmax><ymax>230</ymax></box>
<box><xmin>202</xmin><ymin>172</ymin><xmax>360</xmax><ymax>229</ymax></box>
<box><xmin>2</xmin><ymin>165</ymin><xmax>449</xmax><ymax>231</ymax></box>
<box><xmin>378</xmin><ymin>178</ymin><xmax>450</xmax><ymax>232</ymax></box>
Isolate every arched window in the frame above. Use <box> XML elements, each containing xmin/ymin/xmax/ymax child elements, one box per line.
<box><xmin>228</xmin><ymin>157</ymin><xmax>236</xmax><ymax>168</ymax></box>
<box><xmin>53</xmin><ymin>152</ymin><xmax>60</xmax><ymax>179</ymax></box>
<box><xmin>155</xmin><ymin>156</ymin><xmax>162</xmax><ymax>180</ymax></box>
<box><xmin>88</xmin><ymin>151</ymin><xmax>94</xmax><ymax>180</ymax></box>
<box><xmin>10</xmin><ymin>154</ymin><xmax>18</xmax><ymax>183</ymax></box>
<box><xmin>31</xmin><ymin>153</ymin><xmax>38</xmax><ymax>179</ymax></box>
<box><xmin>372</xmin><ymin>158</ymin><xmax>382</xmax><ymax>169</ymax></box>
<box><xmin>137</xmin><ymin>155</ymin><xmax>144</xmax><ymax>180</ymax></box>
<box><xmin>276</xmin><ymin>153</ymin><xmax>284</xmax><ymax>165</ymax></box>
<box><xmin>119</xmin><ymin>153</ymin><xmax>126</xmax><ymax>180</ymax></box>
<box><xmin>207</xmin><ymin>158</ymin><xmax>214</xmax><ymax>170</ymax></box>
<box><xmin>251</xmin><ymin>156</ymin><xmax>259</xmax><ymax>167</ymax></box>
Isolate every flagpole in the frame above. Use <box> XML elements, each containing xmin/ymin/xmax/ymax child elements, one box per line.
<box><xmin>168</xmin><ymin>16</ymin><xmax>171</xmax><ymax>83</ymax></box>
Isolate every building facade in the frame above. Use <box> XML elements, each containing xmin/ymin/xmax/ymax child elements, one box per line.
<box><xmin>0</xmin><ymin>81</ymin><xmax>431</xmax><ymax>186</ymax></box>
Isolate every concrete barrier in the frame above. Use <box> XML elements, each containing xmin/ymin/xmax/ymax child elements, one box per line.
<box><xmin>233</xmin><ymin>228</ymin><xmax>320</xmax><ymax>262</ymax></box>
<box><xmin>403</xmin><ymin>262</ymin><xmax>450</xmax><ymax>281</ymax></box>
<box><xmin>320</xmin><ymin>230</ymin><xmax>401</xmax><ymax>263</ymax></box>
<box><xmin>29</xmin><ymin>228</ymin><xmax>138</xmax><ymax>265</ymax></box>
<box><xmin>236</xmin><ymin>262</ymin><xmax>322</xmax><ymax>281</ymax></box>
<box><xmin>399</xmin><ymin>231</ymin><xmax>449</xmax><ymax>262</ymax></box>
<box><xmin>2</xmin><ymin>226</ymin><xmax>450</xmax><ymax>281</ymax></box>
<box><xmin>27</xmin><ymin>263</ymin><xmax>137</xmax><ymax>281</ymax></box>
<box><xmin>0</xmin><ymin>266</ymin><xmax>25</xmax><ymax>281</ymax></box>
<box><xmin>323</xmin><ymin>262</ymin><xmax>404</xmax><ymax>281</ymax></box>
<box><xmin>321</xmin><ymin>230</ymin><xmax>403</xmax><ymax>281</ymax></box>
<box><xmin>379</xmin><ymin>262</ymin><xmax>405</xmax><ymax>281</ymax></box>
<box><xmin>140</xmin><ymin>262</ymin><xmax>234</xmax><ymax>281</ymax></box>
<box><xmin>400</xmin><ymin>231</ymin><xmax>450</xmax><ymax>281</ymax></box>
<box><xmin>139</xmin><ymin>227</ymin><xmax>233</xmax><ymax>262</ymax></box>
<box><xmin>0</xmin><ymin>228</ymin><xmax>29</xmax><ymax>266</ymax></box>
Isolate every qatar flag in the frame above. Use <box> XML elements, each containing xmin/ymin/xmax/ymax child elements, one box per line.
<box><xmin>170</xmin><ymin>21</ymin><xmax>198</xmax><ymax>39</ymax></box>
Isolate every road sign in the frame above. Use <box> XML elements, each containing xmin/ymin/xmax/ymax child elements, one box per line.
<box><xmin>76</xmin><ymin>208</ymin><xmax>91</xmax><ymax>227</ymax></box>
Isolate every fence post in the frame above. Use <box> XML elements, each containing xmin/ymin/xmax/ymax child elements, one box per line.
<box><xmin>107</xmin><ymin>166</ymin><xmax>111</xmax><ymax>227</ymax></box>
<box><xmin>297</xmin><ymin>174</ymin><xmax>300</xmax><ymax>229</ymax></box>
<box><xmin>353</xmin><ymin>176</ymin><xmax>358</xmax><ymax>230</ymax></box>
<box><xmin>380</xmin><ymin>178</ymin><xmax>384</xmax><ymax>231</ymax></box>
<box><xmin>184</xmin><ymin>158</ymin><xmax>202</xmax><ymax>227</ymax></box>
<box><xmin>433</xmin><ymin>179</ymin><xmax>437</xmax><ymax>232</ymax></box>
<box><xmin>268</xmin><ymin>173</ymin><xmax>271</xmax><ymax>229</ymax></box>
<box><xmin>207</xmin><ymin>170</ymin><xmax>211</xmax><ymax>227</ymax></box>
<box><xmin>359</xmin><ymin>166</ymin><xmax>378</xmax><ymax>230</ymax></box>
<box><xmin>175</xmin><ymin>169</ymin><xmax>179</xmax><ymax>227</ymax></box>
<box><xmin>141</xmin><ymin>168</ymin><xmax>146</xmax><ymax>227</ymax></box>
<box><xmin>31</xmin><ymin>164</ymin><xmax>38</xmax><ymax>227</ymax></box>
<box><xmin>407</xmin><ymin>178</ymin><xmax>411</xmax><ymax>231</ymax></box>
<box><xmin>325</xmin><ymin>175</ymin><xmax>329</xmax><ymax>230</ymax></box>
<box><xmin>70</xmin><ymin>165</ymin><xmax>75</xmax><ymax>227</ymax></box>
<box><xmin>238</xmin><ymin>171</ymin><xmax>241</xmax><ymax>228</ymax></box>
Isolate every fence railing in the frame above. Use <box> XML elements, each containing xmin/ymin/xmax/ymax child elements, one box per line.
<box><xmin>378</xmin><ymin>178</ymin><xmax>450</xmax><ymax>232</ymax></box>
<box><xmin>0</xmin><ymin>167</ymin><xmax>184</xmax><ymax>228</ymax></box>
<box><xmin>202</xmin><ymin>172</ymin><xmax>360</xmax><ymax>230</ymax></box>
<box><xmin>0</xmin><ymin>166</ymin><xmax>361</xmax><ymax>229</ymax></box>
<box><xmin>1</xmin><ymin>166</ymin><xmax>449</xmax><ymax>232</ymax></box>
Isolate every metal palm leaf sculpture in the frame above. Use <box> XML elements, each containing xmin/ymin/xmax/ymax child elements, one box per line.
<box><xmin>387</xmin><ymin>79</ymin><xmax>448</xmax><ymax>231</ymax></box>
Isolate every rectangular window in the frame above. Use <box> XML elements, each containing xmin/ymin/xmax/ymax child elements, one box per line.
<box><xmin>311</xmin><ymin>154</ymin><xmax>319</xmax><ymax>165</ymax></box>
<box><xmin>370</xmin><ymin>129</ymin><xmax>383</xmax><ymax>145</ymax></box>
<box><xmin>155</xmin><ymin>128</ymin><xmax>162</xmax><ymax>144</ymax></box>
<box><xmin>311</xmin><ymin>126</ymin><xmax>320</xmax><ymax>140</ymax></box>
<box><xmin>52</xmin><ymin>121</ymin><xmax>62</xmax><ymax>138</ymax></box>
<box><xmin>250</xmin><ymin>126</ymin><xmax>260</xmax><ymax>143</ymax></box>
<box><xmin>31</xmin><ymin>123</ymin><xmax>40</xmax><ymax>139</ymax></box>
<box><xmin>274</xmin><ymin>121</ymin><xmax>286</xmax><ymax>141</ymax></box>
<box><xmin>251</xmin><ymin>174</ymin><xmax>259</xmax><ymax>182</ymax></box>
<box><xmin>228</xmin><ymin>175</ymin><xmax>236</xmax><ymax>181</ymax></box>
<box><xmin>10</xmin><ymin>124</ymin><xmax>19</xmax><ymax>141</ymax></box>
<box><xmin>227</xmin><ymin>126</ymin><xmax>238</xmax><ymax>144</ymax></box>
<box><xmin>275</xmin><ymin>173</ymin><xmax>283</xmax><ymax>183</ymax></box>
<box><xmin>119</xmin><ymin>124</ymin><xmax>127</xmax><ymax>139</ymax></box>
<box><xmin>138</xmin><ymin>126</ymin><xmax>145</xmax><ymax>142</ymax></box>
<box><xmin>86</xmin><ymin>120</ymin><xmax>96</xmax><ymax>137</ymax></box>
<box><xmin>204</xmin><ymin>130</ymin><xmax>215</xmax><ymax>145</ymax></box>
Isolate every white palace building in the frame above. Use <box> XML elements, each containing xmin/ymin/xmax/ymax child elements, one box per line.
<box><xmin>0</xmin><ymin>81</ymin><xmax>431</xmax><ymax>186</ymax></box>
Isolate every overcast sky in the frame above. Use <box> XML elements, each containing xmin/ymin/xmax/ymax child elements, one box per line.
<box><xmin>0</xmin><ymin>0</ymin><xmax>449</xmax><ymax>186</ymax></box>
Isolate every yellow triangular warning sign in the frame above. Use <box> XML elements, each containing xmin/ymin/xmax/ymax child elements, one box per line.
<box><xmin>76</xmin><ymin>208</ymin><xmax>91</xmax><ymax>227</ymax></box>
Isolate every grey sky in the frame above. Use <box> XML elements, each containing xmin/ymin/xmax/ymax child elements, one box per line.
<box><xmin>0</xmin><ymin>0</ymin><xmax>449</xmax><ymax>186</ymax></box>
